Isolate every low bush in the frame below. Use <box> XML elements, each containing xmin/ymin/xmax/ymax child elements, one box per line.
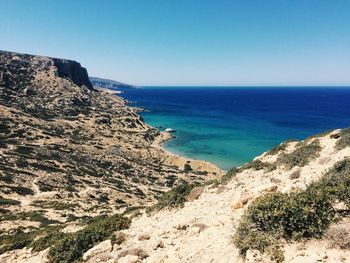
<box><xmin>48</xmin><ymin>214</ymin><xmax>130</xmax><ymax>263</ymax></box>
<box><xmin>277</xmin><ymin>140</ymin><xmax>321</xmax><ymax>169</ymax></box>
<box><xmin>266</xmin><ymin>139</ymin><xmax>296</xmax><ymax>156</ymax></box>
<box><xmin>6</xmin><ymin>185</ymin><xmax>34</xmax><ymax>195</ymax></box>
<box><xmin>147</xmin><ymin>182</ymin><xmax>195</xmax><ymax>213</ymax></box>
<box><xmin>0</xmin><ymin>229</ymin><xmax>37</xmax><ymax>254</ymax></box>
<box><xmin>31</xmin><ymin>200</ymin><xmax>78</xmax><ymax>211</ymax></box>
<box><xmin>317</xmin><ymin>159</ymin><xmax>350</xmax><ymax>208</ymax></box>
<box><xmin>220</xmin><ymin>168</ymin><xmax>239</xmax><ymax>185</ymax></box>
<box><xmin>235</xmin><ymin>189</ymin><xmax>335</xmax><ymax>261</ymax></box>
<box><xmin>0</xmin><ymin>197</ymin><xmax>20</xmax><ymax>206</ymax></box>
<box><xmin>234</xmin><ymin>159</ymin><xmax>350</xmax><ymax>262</ymax></box>
<box><xmin>184</xmin><ymin>163</ymin><xmax>193</xmax><ymax>173</ymax></box>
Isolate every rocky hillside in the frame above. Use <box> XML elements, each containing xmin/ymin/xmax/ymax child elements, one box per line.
<box><xmin>0</xmin><ymin>50</ymin><xmax>222</xmax><ymax>260</ymax></box>
<box><xmin>4</xmin><ymin>128</ymin><xmax>350</xmax><ymax>263</ymax></box>
<box><xmin>1</xmin><ymin>50</ymin><xmax>350</xmax><ymax>263</ymax></box>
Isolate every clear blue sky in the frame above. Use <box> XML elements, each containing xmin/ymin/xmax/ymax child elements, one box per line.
<box><xmin>1</xmin><ymin>0</ymin><xmax>349</xmax><ymax>86</ymax></box>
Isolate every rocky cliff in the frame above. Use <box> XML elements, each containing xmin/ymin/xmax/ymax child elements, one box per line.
<box><xmin>0</xmin><ymin>50</ymin><xmax>222</xmax><ymax>261</ymax></box>
<box><xmin>52</xmin><ymin>58</ymin><xmax>93</xmax><ymax>90</ymax></box>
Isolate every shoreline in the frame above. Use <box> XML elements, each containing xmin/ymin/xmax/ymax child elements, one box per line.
<box><xmin>103</xmin><ymin>86</ymin><xmax>225</xmax><ymax>178</ymax></box>
<box><xmin>153</xmin><ymin>131</ymin><xmax>225</xmax><ymax>178</ymax></box>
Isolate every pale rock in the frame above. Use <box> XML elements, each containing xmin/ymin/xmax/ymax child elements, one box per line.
<box><xmin>83</xmin><ymin>240</ymin><xmax>112</xmax><ymax>261</ymax></box>
<box><xmin>152</xmin><ymin>240</ymin><xmax>165</xmax><ymax>250</ymax></box>
<box><xmin>138</xmin><ymin>233</ymin><xmax>151</xmax><ymax>241</ymax></box>
<box><xmin>117</xmin><ymin>255</ymin><xmax>139</xmax><ymax>263</ymax></box>
<box><xmin>188</xmin><ymin>226</ymin><xmax>201</xmax><ymax>236</ymax></box>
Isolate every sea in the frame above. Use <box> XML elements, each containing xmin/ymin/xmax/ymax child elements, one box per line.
<box><xmin>120</xmin><ymin>87</ymin><xmax>350</xmax><ymax>170</ymax></box>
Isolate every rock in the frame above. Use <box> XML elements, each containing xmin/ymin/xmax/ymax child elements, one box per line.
<box><xmin>187</xmin><ymin>187</ymin><xmax>205</xmax><ymax>201</ymax></box>
<box><xmin>152</xmin><ymin>240</ymin><xmax>165</xmax><ymax>250</ymax></box>
<box><xmin>138</xmin><ymin>233</ymin><xmax>151</xmax><ymax>241</ymax></box>
<box><xmin>232</xmin><ymin>202</ymin><xmax>242</xmax><ymax>209</ymax></box>
<box><xmin>83</xmin><ymin>240</ymin><xmax>112</xmax><ymax>261</ymax></box>
<box><xmin>188</xmin><ymin>226</ymin><xmax>201</xmax><ymax>236</ymax></box>
<box><xmin>118</xmin><ymin>255</ymin><xmax>139</xmax><ymax>263</ymax></box>
<box><xmin>117</xmin><ymin>248</ymin><xmax>148</xmax><ymax>261</ymax></box>
<box><xmin>52</xmin><ymin>58</ymin><xmax>93</xmax><ymax>90</ymax></box>
<box><xmin>265</xmin><ymin>185</ymin><xmax>278</xmax><ymax>192</ymax></box>
<box><xmin>232</xmin><ymin>197</ymin><xmax>249</xmax><ymax>210</ymax></box>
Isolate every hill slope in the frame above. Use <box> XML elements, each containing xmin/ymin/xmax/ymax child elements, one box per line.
<box><xmin>1</xmin><ymin>50</ymin><xmax>350</xmax><ymax>263</ymax></box>
<box><xmin>0</xmin><ymin>50</ymin><xmax>222</xmax><ymax>257</ymax></box>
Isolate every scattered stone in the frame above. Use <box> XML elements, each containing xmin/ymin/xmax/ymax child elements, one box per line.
<box><xmin>83</xmin><ymin>240</ymin><xmax>112</xmax><ymax>261</ymax></box>
<box><xmin>117</xmin><ymin>248</ymin><xmax>148</xmax><ymax>261</ymax></box>
<box><xmin>187</xmin><ymin>187</ymin><xmax>205</xmax><ymax>201</ymax></box>
<box><xmin>264</xmin><ymin>185</ymin><xmax>278</xmax><ymax>192</ymax></box>
<box><xmin>138</xmin><ymin>233</ymin><xmax>151</xmax><ymax>241</ymax></box>
<box><xmin>118</xmin><ymin>255</ymin><xmax>139</xmax><ymax>263</ymax></box>
<box><xmin>152</xmin><ymin>240</ymin><xmax>165</xmax><ymax>250</ymax></box>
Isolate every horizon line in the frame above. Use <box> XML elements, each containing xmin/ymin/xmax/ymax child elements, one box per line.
<box><xmin>134</xmin><ymin>85</ymin><xmax>350</xmax><ymax>88</ymax></box>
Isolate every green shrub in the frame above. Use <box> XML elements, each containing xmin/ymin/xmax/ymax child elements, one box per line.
<box><xmin>318</xmin><ymin>159</ymin><xmax>350</xmax><ymax>208</ymax></box>
<box><xmin>48</xmin><ymin>214</ymin><xmax>130</xmax><ymax>263</ymax></box>
<box><xmin>0</xmin><ymin>175</ymin><xmax>13</xmax><ymax>183</ymax></box>
<box><xmin>31</xmin><ymin>200</ymin><xmax>78</xmax><ymax>210</ymax></box>
<box><xmin>220</xmin><ymin>168</ymin><xmax>239</xmax><ymax>184</ymax></box>
<box><xmin>147</xmin><ymin>182</ymin><xmax>195</xmax><ymax>213</ymax></box>
<box><xmin>184</xmin><ymin>163</ymin><xmax>193</xmax><ymax>173</ymax></box>
<box><xmin>30</xmin><ymin>227</ymin><xmax>65</xmax><ymax>252</ymax></box>
<box><xmin>234</xmin><ymin>189</ymin><xmax>335</xmax><ymax>261</ymax></box>
<box><xmin>277</xmin><ymin>140</ymin><xmax>321</xmax><ymax>169</ymax></box>
<box><xmin>243</xmin><ymin>160</ymin><xmax>277</xmax><ymax>172</ymax></box>
<box><xmin>0</xmin><ymin>197</ymin><xmax>20</xmax><ymax>206</ymax></box>
<box><xmin>6</xmin><ymin>185</ymin><xmax>34</xmax><ymax>195</ymax></box>
<box><xmin>234</xmin><ymin>159</ymin><xmax>350</xmax><ymax>262</ymax></box>
<box><xmin>266</xmin><ymin>139</ymin><xmax>296</xmax><ymax>156</ymax></box>
<box><xmin>0</xmin><ymin>229</ymin><xmax>37</xmax><ymax>254</ymax></box>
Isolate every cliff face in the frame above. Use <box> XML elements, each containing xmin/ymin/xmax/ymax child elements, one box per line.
<box><xmin>52</xmin><ymin>58</ymin><xmax>93</xmax><ymax>90</ymax></box>
<box><xmin>0</xmin><ymin>50</ymin><xmax>93</xmax><ymax>90</ymax></box>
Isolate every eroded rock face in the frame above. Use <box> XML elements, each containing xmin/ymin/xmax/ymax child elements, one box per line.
<box><xmin>52</xmin><ymin>58</ymin><xmax>93</xmax><ymax>90</ymax></box>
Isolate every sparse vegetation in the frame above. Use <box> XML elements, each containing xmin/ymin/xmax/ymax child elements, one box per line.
<box><xmin>335</xmin><ymin>128</ymin><xmax>350</xmax><ymax>150</ymax></box>
<box><xmin>147</xmin><ymin>182</ymin><xmax>195</xmax><ymax>213</ymax></box>
<box><xmin>4</xmin><ymin>185</ymin><xmax>34</xmax><ymax>195</ymax></box>
<box><xmin>0</xmin><ymin>196</ymin><xmax>20</xmax><ymax>206</ymax></box>
<box><xmin>277</xmin><ymin>139</ymin><xmax>321</xmax><ymax>169</ymax></box>
<box><xmin>220</xmin><ymin>167</ymin><xmax>239</xmax><ymax>184</ymax></box>
<box><xmin>0</xmin><ymin>211</ymin><xmax>58</xmax><ymax>226</ymax></box>
<box><xmin>266</xmin><ymin>139</ymin><xmax>296</xmax><ymax>156</ymax></box>
<box><xmin>31</xmin><ymin>200</ymin><xmax>78</xmax><ymax>210</ymax></box>
<box><xmin>184</xmin><ymin>163</ymin><xmax>193</xmax><ymax>173</ymax></box>
<box><xmin>0</xmin><ymin>214</ymin><xmax>130</xmax><ymax>261</ymax></box>
<box><xmin>48</xmin><ymin>214</ymin><xmax>130</xmax><ymax>263</ymax></box>
<box><xmin>234</xmin><ymin>159</ymin><xmax>350</xmax><ymax>262</ymax></box>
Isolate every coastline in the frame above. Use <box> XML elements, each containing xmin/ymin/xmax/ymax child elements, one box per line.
<box><xmin>100</xmin><ymin>86</ymin><xmax>225</xmax><ymax>178</ymax></box>
<box><xmin>152</xmin><ymin>131</ymin><xmax>225</xmax><ymax>177</ymax></box>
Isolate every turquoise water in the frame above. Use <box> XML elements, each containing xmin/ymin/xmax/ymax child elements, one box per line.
<box><xmin>120</xmin><ymin>87</ymin><xmax>350</xmax><ymax>170</ymax></box>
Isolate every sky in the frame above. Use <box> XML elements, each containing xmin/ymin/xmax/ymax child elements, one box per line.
<box><xmin>0</xmin><ymin>0</ymin><xmax>349</xmax><ymax>86</ymax></box>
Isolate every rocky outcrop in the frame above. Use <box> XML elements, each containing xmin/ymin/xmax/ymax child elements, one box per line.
<box><xmin>0</xmin><ymin>50</ymin><xmax>93</xmax><ymax>90</ymax></box>
<box><xmin>52</xmin><ymin>58</ymin><xmax>93</xmax><ymax>90</ymax></box>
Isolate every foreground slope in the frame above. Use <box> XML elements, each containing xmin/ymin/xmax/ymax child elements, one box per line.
<box><xmin>4</xmin><ymin>128</ymin><xmax>350</xmax><ymax>262</ymax></box>
<box><xmin>0</xmin><ymin>50</ymin><xmax>221</xmax><ymax>243</ymax></box>
<box><xmin>88</xmin><ymin>129</ymin><xmax>350</xmax><ymax>263</ymax></box>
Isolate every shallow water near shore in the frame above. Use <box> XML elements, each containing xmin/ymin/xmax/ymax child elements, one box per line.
<box><xmin>120</xmin><ymin>87</ymin><xmax>350</xmax><ymax>170</ymax></box>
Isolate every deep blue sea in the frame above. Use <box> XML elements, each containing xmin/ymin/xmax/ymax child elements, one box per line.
<box><xmin>120</xmin><ymin>87</ymin><xmax>350</xmax><ymax>170</ymax></box>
